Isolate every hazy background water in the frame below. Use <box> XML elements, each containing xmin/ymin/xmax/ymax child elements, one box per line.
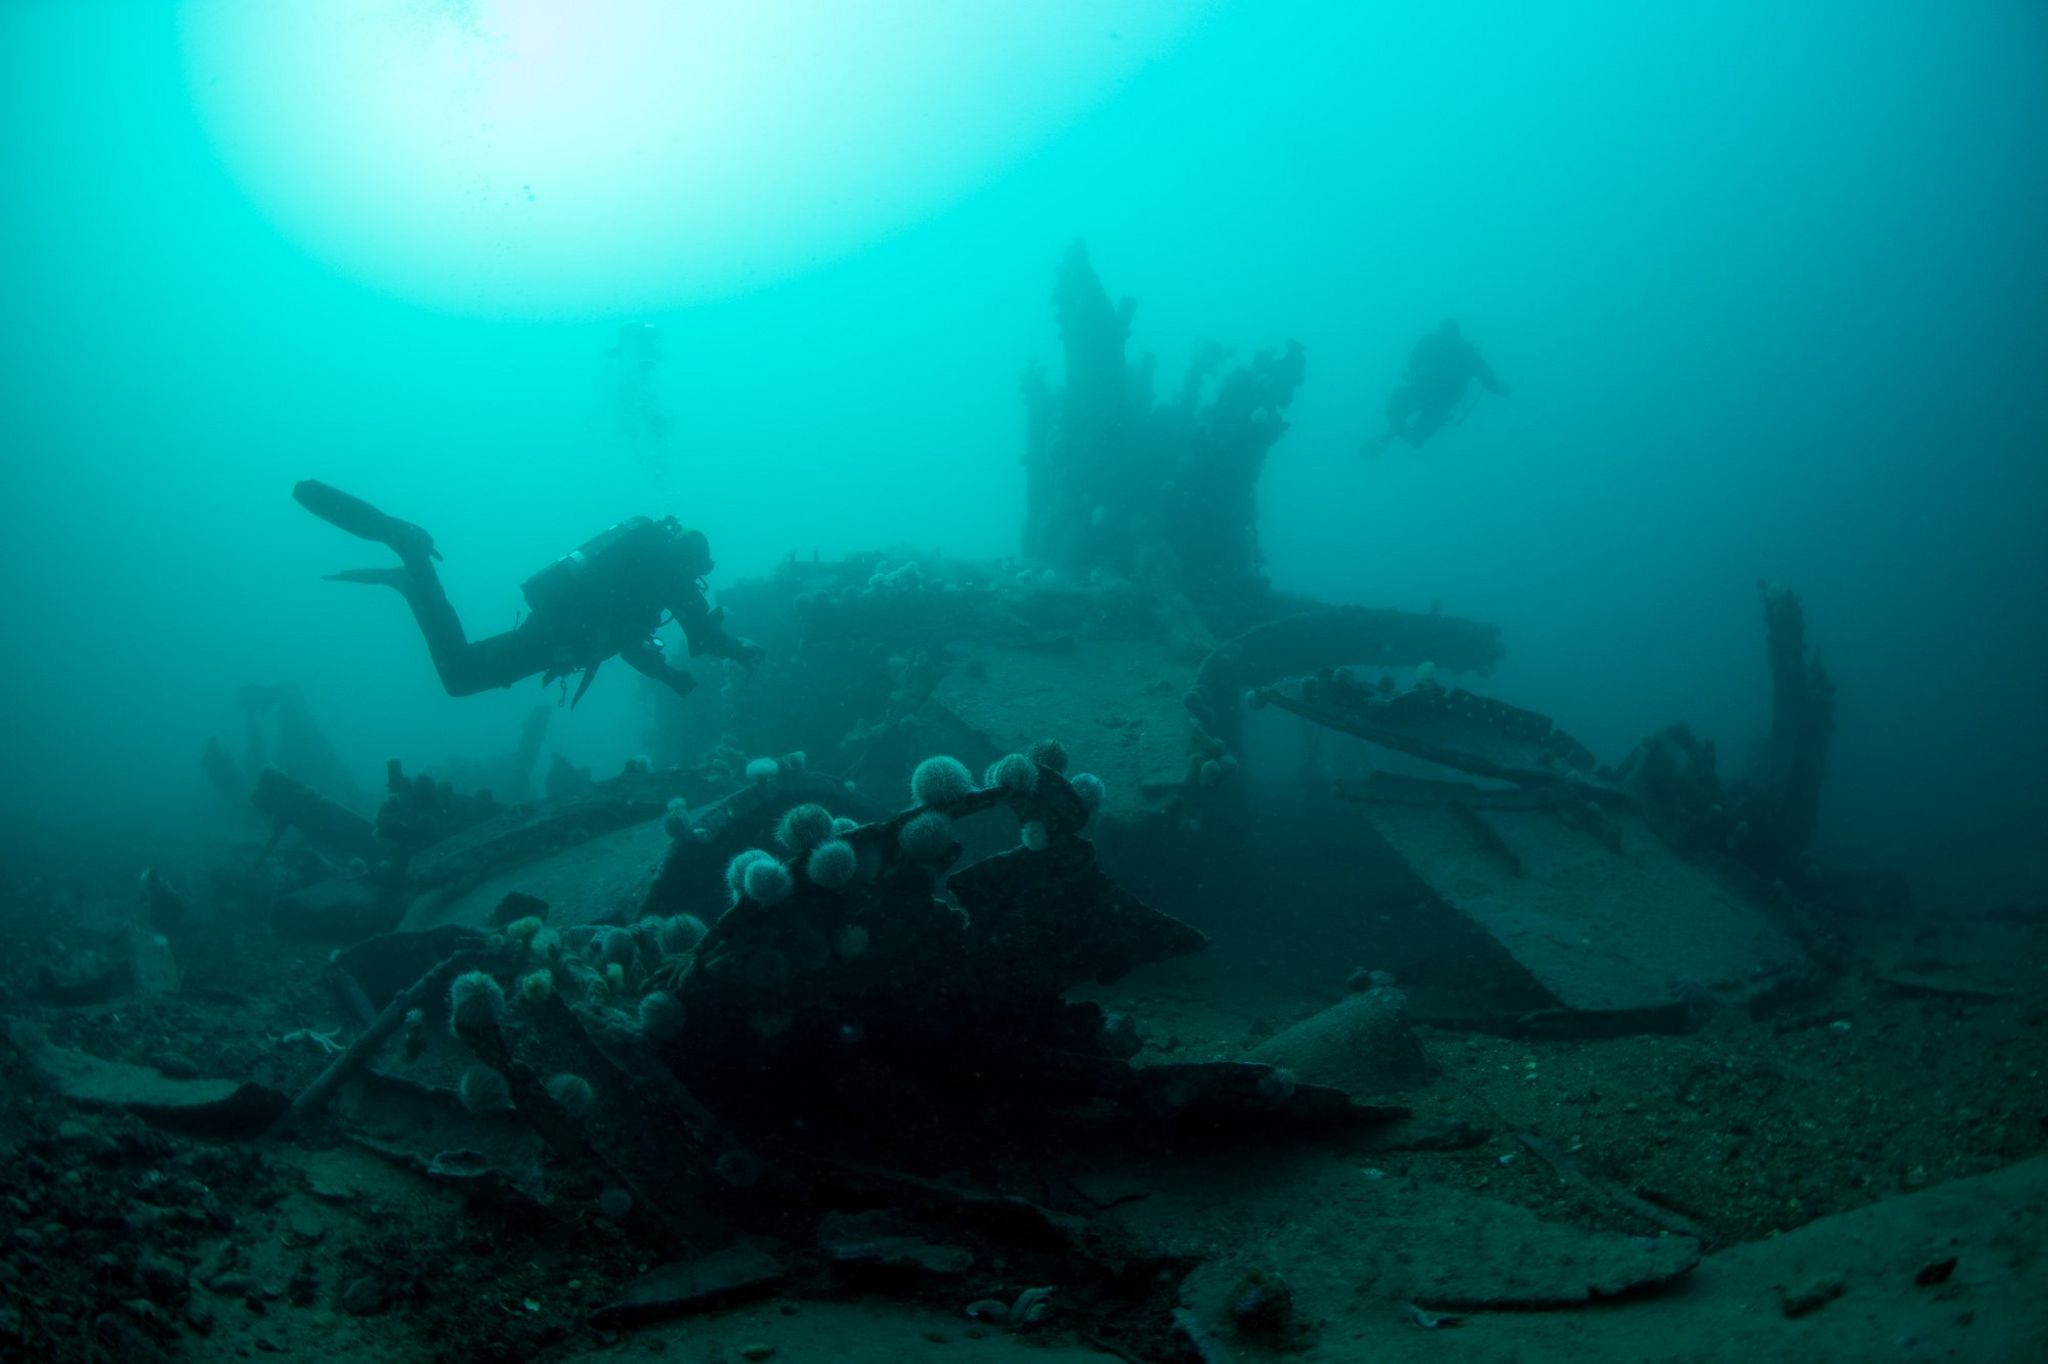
<box><xmin>3</xmin><ymin>1</ymin><xmax>2043</xmax><ymax>903</ymax></box>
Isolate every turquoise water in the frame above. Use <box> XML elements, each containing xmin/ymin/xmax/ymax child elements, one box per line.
<box><xmin>2</xmin><ymin>1</ymin><xmax>2043</xmax><ymax>899</ymax></box>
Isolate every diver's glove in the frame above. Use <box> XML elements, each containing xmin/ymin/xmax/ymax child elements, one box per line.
<box><xmin>735</xmin><ymin>640</ymin><xmax>766</xmax><ymax>669</ymax></box>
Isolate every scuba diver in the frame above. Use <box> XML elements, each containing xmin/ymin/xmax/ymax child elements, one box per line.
<box><xmin>292</xmin><ymin>480</ymin><xmax>761</xmax><ymax>707</ymax></box>
<box><xmin>1363</xmin><ymin>320</ymin><xmax>1510</xmax><ymax>455</ymax></box>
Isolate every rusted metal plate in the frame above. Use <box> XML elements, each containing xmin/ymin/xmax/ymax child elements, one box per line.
<box><xmin>1357</xmin><ymin>793</ymin><xmax>1806</xmax><ymax>1013</ymax></box>
<box><xmin>1254</xmin><ymin>671</ymin><xmax>1610</xmax><ymax>792</ymax></box>
<box><xmin>402</xmin><ymin>818</ymin><xmax>675</xmax><ymax>932</ymax></box>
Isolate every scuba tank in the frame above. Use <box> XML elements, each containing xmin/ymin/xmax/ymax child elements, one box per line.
<box><xmin>520</xmin><ymin>517</ymin><xmax>667</xmax><ymax>619</ymax></box>
<box><xmin>521</xmin><ymin>516</ymin><xmax>698</xmax><ymax>707</ymax></box>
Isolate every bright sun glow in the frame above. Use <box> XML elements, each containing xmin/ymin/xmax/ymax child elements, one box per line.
<box><xmin>180</xmin><ymin>0</ymin><xmax>1214</xmax><ymax>317</ymax></box>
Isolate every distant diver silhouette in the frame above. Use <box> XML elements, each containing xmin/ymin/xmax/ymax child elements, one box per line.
<box><xmin>1364</xmin><ymin>320</ymin><xmax>1509</xmax><ymax>455</ymax></box>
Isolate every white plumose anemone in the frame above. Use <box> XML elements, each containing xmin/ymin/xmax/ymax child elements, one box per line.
<box><xmin>910</xmin><ymin>755</ymin><xmax>974</xmax><ymax>807</ymax></box>
<box><xmin>806</xmin><ymin>839</ymin><xmax>858</xmax><ymax>889</ymax></box>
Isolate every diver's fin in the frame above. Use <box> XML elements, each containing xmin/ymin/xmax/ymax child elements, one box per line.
<box><xmin>569</xmin><ymin>662</ymin><xmax>601</xmax><ymax>709</ymax></box>
<box><xmin>294</xmin><ymin>480</ymin><xmax>400</xmax><ymax>540</ymax></box>
<box><xmin>293</xmin><ymin>480</ymin><xmax>442</xmax><ymax>562</ymax></box>
<box><xmin>323</xmin><ymin>567</ymin><xmax>408</xmax><ymax>588</ymax></box>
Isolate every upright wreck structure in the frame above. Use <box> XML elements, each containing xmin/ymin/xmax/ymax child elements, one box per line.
<box><xmin>1755</xmin><ymin>580</ymin><xmax>1835</xmax><ymax>875</ymax></box>
<box><xmin>1023</xmin><ymin>241</ymin><xmax>1305</xmax><ymax>613</ymax></box>
<box><xmin>693</xmin><ymin>246</ymin><xmax>1490</xmax><ymax>853</ymax></box>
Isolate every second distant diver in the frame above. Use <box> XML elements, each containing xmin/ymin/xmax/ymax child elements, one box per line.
<box><xmin>1364</xmin><ymin>320</ymin><xmax>1509</xmax><ymax>455</ymax></box>
<box><xmin>292</xmin><ymin>480</ymin><xmax>762</xmax><ymax>706</ymax></box>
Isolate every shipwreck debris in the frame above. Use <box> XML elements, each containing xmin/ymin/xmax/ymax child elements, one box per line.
<box><xmin>1192</xmin><ymin>606</ymin><xmax>1504</xmax><ymax>761</ymax></box>
<box><xmin>252</xmin><ymin>767</ymin><xmax>379</xmax><ymax>864</ymax></box>
<box><xmin>1023</xmin><ymin>240</ymin><xmax>1303</xmax><ymax>607</ymax></box>
<box><xmin>1237</xmin><ymin>665</ymin><xmax>1819</xmax><ymax>1027</ymax></box>
<box><xmin>1245</xmin><ymin>986</ymin><xmax>1432</xmax><ymax>1100</ymax></box>
<box><xmin>1754</xmin><ymin>581</ymin><xmax>1836</xmax><ymax>878</ymax></box>
<box><xmin>10</xmin><ymin>1022</ymin><xmax>289</xmax><ymax>1139</ymax></box>
<box><xmin>1252</xmin><ymin>667</ymin><xmax>1609</xmax><ymax>794</ymax></box>
<box><xmin>587</xmin><ymin>1244</ymin><xmax>788</xmax><ymax>1330</ymax></box>
<box><xmin>272</xmin><ymin>945</ymin><xmax>485</xmax><ymax>1136</ymax></box>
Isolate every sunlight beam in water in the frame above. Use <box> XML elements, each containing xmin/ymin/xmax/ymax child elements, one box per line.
<box><xmin>178</xmin><ymin>0</ymin><xmax>1214</xmax><ymax>318</ymax></box>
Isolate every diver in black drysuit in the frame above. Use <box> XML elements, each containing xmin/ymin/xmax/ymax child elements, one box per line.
<box><xmin>293</xmin><ymin>480</ymin><xmax>761</xmax><ymax>706</ymax></box>
<box><xmin>1365</xmin><ymin>320</ymin><xmax>1510</xmax><ymax>454</ymax></box>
